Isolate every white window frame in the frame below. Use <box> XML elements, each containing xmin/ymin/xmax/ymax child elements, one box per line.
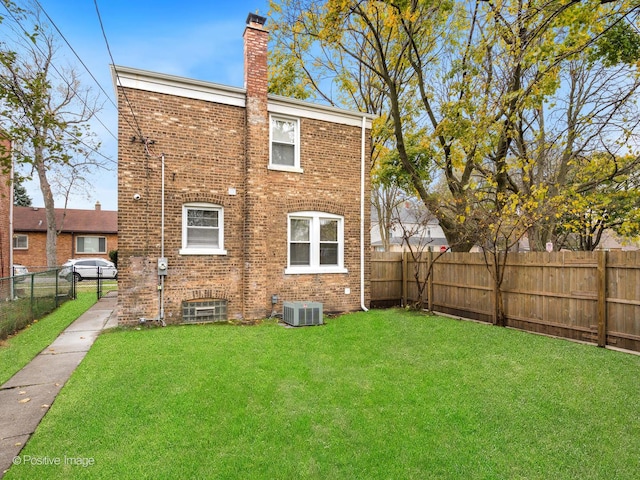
<box><xmin>180</xmin><ymin>203</ymin><xmax>227</xmax><ymax>255</ymax></box>
<box><xmin>269</xmin><ymin>114</ymin><xmax>302</xmax><ymax>173</ymax></box>
<box><xmin>13</xmin><ymin>234</ymin><xmax>28</xmax><ymax>250</ymax></box>
<box><xmin>76</xmin><ymin>236</ymin><xmax>107</xmax><ymax>254</ymax></box>
<box><xmin>285</xmin><ymin>211</ymin><xmax>347</xmax><ymax>274</ymax></box>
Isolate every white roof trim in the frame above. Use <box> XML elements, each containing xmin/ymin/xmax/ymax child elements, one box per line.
<box><xmin>268</xmin><ymin>95</ymin><xmax>373</xmax><ymax>128</ymax></box>
<box><xmin>112</xmin><ymin>65</ymin><xmax>246</xmax><ymax>108</ymax></box>
<box><xmin>111</xmin><ymin>65</ymin><xmax>374</xmax><ymax>128</ymax></box>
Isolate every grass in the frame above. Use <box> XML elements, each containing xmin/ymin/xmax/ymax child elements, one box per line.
<box><xmin>0</xmin><ymin>292</ymin><xmax>98</xmax><ymax>384</ymax></box>
<box><xmin>6</xmin><ymin>309</ymin><xmax>640</xmax><ymax>479</ymax></box>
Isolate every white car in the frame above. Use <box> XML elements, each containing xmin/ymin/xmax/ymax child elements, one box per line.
<box><xmin>59</xmin><ymin>258</ymin><xmax>117</xmax><ymax>282</ymax></box>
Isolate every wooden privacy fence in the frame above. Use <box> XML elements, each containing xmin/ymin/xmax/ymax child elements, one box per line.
<box><xmin>371</xmin><ymin>251</ymin><xmax>640</xmax><ymax>352</ymax></box>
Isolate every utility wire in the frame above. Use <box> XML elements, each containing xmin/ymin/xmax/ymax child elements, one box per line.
<box><xmin>1</xmin><ymin>2</ymin><xmax>118</xmax><ymax>143</ymax></box>
<box><xmin>31</xmin><ymin>0</ymin><xmax>118</xmax><ymax>141</ymax></box>
<box><xmin>0</xmin><ymin>4</ymin><xmax>117</xmax><ymax>168</ymax></box>
<box><xmin>93</xmin><ymin>0</ymin><xmax>146</xmax><ymax>141</ymax></box>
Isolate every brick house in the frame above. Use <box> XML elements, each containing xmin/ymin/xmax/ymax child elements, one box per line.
<box><xmin>114</xmin><ymin>13</ymin><xmax>373</xmax><ymax>325</ymax></box>
<box><xmin>0</xmin><ymin>136</ymin><xmax>11</xmax><ymax>279</ymax></box>
<box><xmin>13</xmin><ymin>203</ymin><xmax>117</xmax><ymax>269</ymax></box>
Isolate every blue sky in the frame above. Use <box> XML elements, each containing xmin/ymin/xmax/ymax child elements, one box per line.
<box><xmin>18</xmin><ymin>1</ymin><xmax>270</xmax><ymax>211</ymax></box>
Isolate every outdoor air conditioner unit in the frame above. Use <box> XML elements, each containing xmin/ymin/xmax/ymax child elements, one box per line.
<box><xmin>283</xmin><ymin>301</ymin><xmax>323</xmax><ymax>327</ymax></box>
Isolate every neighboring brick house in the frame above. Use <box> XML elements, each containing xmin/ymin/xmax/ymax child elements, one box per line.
<box><xmin>0</xmin><ymin>136</ymin><xmax>11</xmax><ymax>279</ymax></box>
<box><xmin>114</xmin><ymin>13</ymin><xmax>373</xmax><ymax>325</ymax></box>
<box><xmin>13</xmin><ymin>203</ymin><xmax>117</xmax><ymax>269</ymax></box>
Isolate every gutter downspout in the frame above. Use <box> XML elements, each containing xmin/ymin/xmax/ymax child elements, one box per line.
<box><xmin>9</xmin><ymin>144</ymin><xmax>14</xmax><ymax>278</ymax></box>
<box><xmin>360</xmin><ymin>116</ymin><xmax>368</xmax><ymax>312</ymax></box>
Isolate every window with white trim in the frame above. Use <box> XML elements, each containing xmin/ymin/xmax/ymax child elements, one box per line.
<box><xmin>270</xmin><ymin>115</ymin><xmax>301</xmax><ymax>171</ymax></box>
<box><xmin>180</xmin><ymin>203</ymin><xmax>226</xmax><ymax>255</ymax></box>
<box><xmin>76</xmin><ymin>236</ymin><xmax>106</xmax><ymax>254</ymax></box>
<box><xmin>286</xmin><ymin>212</ymin><xmax>346</xmax><ymax>274</ymax></box>
<box><xmin>13</xmin><ymin>234</ymin><xmax>28</xmax><ymax>249</ymax></box>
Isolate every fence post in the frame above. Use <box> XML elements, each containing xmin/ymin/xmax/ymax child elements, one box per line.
<box><xmin>427</xmin><ymin>249</ymin><xmax>434</xmax><ymax>311</ymax></box>
<box><xmin>402</xmin><ymin>251</ymin><xmax>408</xmax><ymax>307</ymax></box>
<box><xmin>597</xmin><ymin>250</ymin><xmax>608</xmax><ymax>348</ymax></box>
<box><xmin>55</xmin><ymin>269</ymin><xmax>59</xmax><ymax>308</ymax></box>
<box><xmin>30</xmin><ymin>273</ymin><xmax>35</xmax><ymax>320</ymax></box>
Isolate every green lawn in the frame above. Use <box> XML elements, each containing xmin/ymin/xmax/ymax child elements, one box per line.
<box><xmin>6</xmin><ymin>309</ymin><xmax>640</xmax><ymax>479</ymax></box>
<box><xmin>0</xmin><ymin>293</ymin><xmax>98</xmax><ymax>384</ymax></box>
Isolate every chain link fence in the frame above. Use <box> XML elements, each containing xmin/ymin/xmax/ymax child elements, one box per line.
<box><xmin>0</xmin><ymin>266</ymin><xmax>118</xmax><ymax>341</ymax></box>
<box><xmin>0</xmin><ymin>268</ymin><xmax>73</xmax><ymax>340</ymax></box>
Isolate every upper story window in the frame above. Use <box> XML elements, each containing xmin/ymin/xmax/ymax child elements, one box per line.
<box><xmin>270</xmin><ymin>115</ymin><xmax>302</xmax><ymax>172</ymax></box>
<box><xmin>13</xmin><ymin>234</ymin><xmax>28</xmax><ymax>250</ymax></box>
<box><xmin>180</xmin><ymin>203</ymin><xmax>226</xmax><ymax>255</ymax></box>
<box><xmin>77</xmin><ymin>236</ymin><xmax>106</xmax><ymax>254</ymax></box>
<box><xmin>286</xmin><ymin>212</ymin><xmax>347</xmax><ymax>274</ymax></box>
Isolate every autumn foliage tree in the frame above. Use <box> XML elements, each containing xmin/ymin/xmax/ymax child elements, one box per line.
<box><xmin>268</xmin><ymin>0</ymin><xmax>640</xmax><ymax>252</ymax></box>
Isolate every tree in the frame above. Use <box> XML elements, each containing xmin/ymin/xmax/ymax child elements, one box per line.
<box><xmin>392</xmin><ymin>197</ymin><xmax>437</xmax><ymax>309</ymax></box>
<box><xmin>268</xmin><ymin>0</ymin><xmax>640</xmax><ymax>252</ymax></box>
<box><xmin>550</xmin><ymin>153</ymin><xmax>640</xmax><ymax>250</ymax></box>
<box><xmin>13</xmin><ymin>172</ymin><xmax>31</xmax><ymax>206</ymax></box>
<box><xmin>0</xmin><ymin>1</ymin><xmax>105</xmax><ymax>266</ymax></box>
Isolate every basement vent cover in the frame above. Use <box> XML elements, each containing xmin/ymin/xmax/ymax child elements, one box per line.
<box><xmin>182</xmin><ymin>299</ymin><xmax>228</xmax><ymax>323</ymax></box>
<box><xmin>283</xmin><ymin>301</ymin><xmax>323</xmax><ymax>327</ymax></box>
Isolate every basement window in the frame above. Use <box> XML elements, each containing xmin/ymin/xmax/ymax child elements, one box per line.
<box><xmin>182</xmin><ymin>299</ymin><xmax>228</xmax><ymax>323</ymax></box>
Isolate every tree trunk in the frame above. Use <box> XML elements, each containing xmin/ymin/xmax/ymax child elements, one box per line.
<box><xmin>35</xmin><ymin>144</ymin><xmax>58</xmax><ymax>267</ymax></box>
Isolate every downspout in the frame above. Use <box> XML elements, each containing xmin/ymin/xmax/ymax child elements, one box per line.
<box><xmin>9</xmin><ymin>145</ymin><xmax>14</xmax><ymax>278</ymax></box>
<box><xmin>360</xmin><ymin>115</ymin><xmax>369</xmax><ymax>312</ymax></box>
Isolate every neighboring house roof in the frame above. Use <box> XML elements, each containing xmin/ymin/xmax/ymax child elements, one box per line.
<box><xmin>14</xmin><ymin>205</ymin><xmax>117</xmax><ymax>234</ymax></box>
<box><xmin>372</xmin><ymin>236</ymin><xmax>449</xmax><ymax>247</ymax></box>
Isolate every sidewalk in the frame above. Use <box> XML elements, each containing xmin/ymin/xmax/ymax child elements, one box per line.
<box><xmin>0</xmin><ymin>292</ymin><xmax>118</xmax><ymax>477</ymax></box>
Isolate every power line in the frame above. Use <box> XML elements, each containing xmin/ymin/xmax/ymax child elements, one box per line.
<box><xmin>0</xmin><ymin>3</ymin><xmax>116</xmax><ymax>172</ymax></box>
<box><xmin>31</xmin><ymin>0</ymin><xmax>118</xmax><ymax>142</ymax></box>
<box><xmin>1</xmin><ymin>2</ymin><xmax>118</xmax><ymax>143</ymax></box>
<box><xmin>93</xmin><ymin>0</ymin><xmax>146</xmax><ymax>141</ymax></box>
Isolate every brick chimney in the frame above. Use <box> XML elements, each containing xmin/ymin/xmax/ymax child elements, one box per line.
<box><xmin>244</xmin><ymin>13</ymin><xmax>268</xmax><ymax>104</ymax></box>
<box><xmin>242</xmin><ymin>12</ymin><xmax>270</xmax><ymax>319</ymax></box>
<box><xmin>95</xmin><ymin>201</ymin><xmax>102</xmax><ymax>211</ymax></box>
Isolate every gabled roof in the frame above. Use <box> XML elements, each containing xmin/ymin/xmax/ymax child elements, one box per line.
<box><xmin>13</xmin><ymin>206</ymin><xmax>117</xmax><ymax>234</ymax></box>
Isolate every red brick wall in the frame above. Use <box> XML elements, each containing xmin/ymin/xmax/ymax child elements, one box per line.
<box><xmin>0</xmin><ymin>138</ymin><xmax>10</xmax><ymax>279</ymax></box>
<box><xmin>116</xmin><ymin>20</ymin><xmax>370</xmax><ymax>325</ymax></box>
<box><xmin>117</xmin><ymin>89</ymin><xmax>247</xmax><ymax>324</ymax></box>
<box><xmin>117</xmin><ymin>82</ymin><xmax>371</xmax><ymax>325</ymax></box>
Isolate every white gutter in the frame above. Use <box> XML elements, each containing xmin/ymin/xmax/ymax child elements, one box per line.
<box><xmin>360</xmin><ymin>116</ymin><xmax>368</xmax><ymax>312</ymax></box>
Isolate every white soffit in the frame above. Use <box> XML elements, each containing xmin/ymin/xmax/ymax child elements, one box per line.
<box><xmin>268</xmin><ymin>95</ymin><xmax>374</xmax><ymax>129</ymax></box>
<box><xmin>112</xmin><ymin>65</ymin><xmax>246</xmax><ymax>108</ymax></box>
<box><xmin>112</xmin><ymin>65</ymin><xmax>374</xmax><ymax>128</ymax></box>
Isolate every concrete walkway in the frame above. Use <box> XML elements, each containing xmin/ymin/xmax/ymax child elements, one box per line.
<box><xmin>0</xmin><ymin>292</ymin><xmax>117</xmax><ymax>477</ymax></box>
